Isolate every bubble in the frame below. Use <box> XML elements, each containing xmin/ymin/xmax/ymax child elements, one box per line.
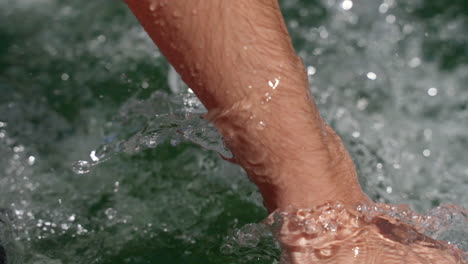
<box><xmin>105</xmin><ymin>208</ymin><xmax>117</xmax><ymax>220</ymax></box>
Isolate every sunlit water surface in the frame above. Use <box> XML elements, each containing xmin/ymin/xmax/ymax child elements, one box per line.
<box><xmin>1</xmin><ymin>0</ymin><xmax>468</xmax><ymax>263</ymax></box>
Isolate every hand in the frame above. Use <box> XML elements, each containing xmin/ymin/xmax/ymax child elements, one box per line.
<box><xmin>269</xmin><ymin>203</ymin><xmax>466</xmax><ymax>263</ymax></box>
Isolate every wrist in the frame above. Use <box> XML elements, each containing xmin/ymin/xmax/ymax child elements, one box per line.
<box><xmin>206</xmin><ymin>83</ymin><xmax>333</xmax><ymax>210</ymax></box>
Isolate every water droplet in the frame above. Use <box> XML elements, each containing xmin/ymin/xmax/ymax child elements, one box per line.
<box><xmin>366</xmin><ymin>72</ymin><xmax>377</xmax><ymax>80</ymax></box>
<box><xmin>13</xmin><ymin>145</ymin><xmax>24</xmax><ymax>152</ymax></box>
<box><xmin>28</xmin><ymin>156</ymin><xmax>36</xmax><ymax>165</ymax></box>
<box><xmin>268</xmin><ymin>77</ymin><xmax>280</xmax><ymax>89</ymax></box>
<box><xmin>319</xmin><ymin>27</ymin><xmax>329</xmax><ymax>39</ymax></box>
<box><xmin>258</xmin><ymin>121</ymin><xmax>266</xmax><ymax>130</ymax></box>
<box><xmin>61</xmin><ymin>73</ymin><xmax>69</xmax><ymax>81</ymax></box>
<box><xmin>72</xmin><ymin>160</ymin><xmax>90</xmax><ymax>174</ymax></box>
<box><xmin>77</xmin><ymin>224</ymin><xmax>88</xmax><ymax>235</ymax></box>
<box><xmin>307</xmin><ymin>66</ymin><xmax>317</xmax><ymax>76</ymax></box>
<box><xmin>341</xmin><ymin>0</ymin><xmax>353</xmax><ymax>10</ymax></box>
<box><xmin>68</xmin><ymin>214</ymin><xmax>76</xmax><ymax>222</ymax></box>
<box><xmin>353</xmin><ymin>246</ymin><xmax>360</xmax><ymax>257</ymax></box>
<box><xmin>386</xmin><ymin>14</ymin><xmax>396</xmax><ymax>24</ymax></box>
<box><xmin>423</xmin><ymin>149</ymin><xmax>431</xmax><ymax>157</ymax></box>
<box><xmin>357</xmin><ymin>98</ymin><xmax>368</xmax><ymax>110</ymax></box>
<box><xmin>408</xmin><ymin>57</ymin><xmax>421</xmax><ymax>68</ymax></box>
<box><xmin>89</xmin><ymin>150</ymin><xmax>99</xmax><ymax>162</ymax></box>
<box><xmin>427</xmin><ymin>87</ymin><xmax>438</xmax><ymax>96</ymax></box>
<box><xmin>386</xmin><ymin>186</ymin><xmax>393</xmax><ymax>193</ymax></box>
<box><xmin>379</xmin><ymin>3</ymin><xmax>389</xmax><ymax>14</ymax></box>
<box><xmin>97</xmin><ymin>35</ymin><xmax>106</xmax><ymax>43</ymax></box>
<box><xmin>423</xmin><ymin>128</ymin><xmax>432</xmax><ymax>140</ymax></box>
<box><xmin>89</xmin><ymin>145</ymin><xmax>112</xmax><ymax>164</ymax></box>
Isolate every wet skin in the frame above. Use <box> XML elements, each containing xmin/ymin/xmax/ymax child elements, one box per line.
<box><xmin>125</xmin><ymin>0</ymin><xmax>466</xmax><ymax>263</ymax></box>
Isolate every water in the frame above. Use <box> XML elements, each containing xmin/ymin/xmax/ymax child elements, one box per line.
<box><xmin>1</xmin><ymin>0</ymin><xmax>468</xmax><ymax>263</ymax></box>
<box><xmin>267</xmin><ymin>202</ymin><xmax>467</xmax><ymax>263</ymax></box>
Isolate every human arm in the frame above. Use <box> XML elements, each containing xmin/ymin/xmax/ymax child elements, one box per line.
<box><xmin>124</xmin><ymin>0</ymin><xmax>369</xmax><ymax>212</ymax></box>
<box><xmin>123</xmin><ymin>1</ymin><xmax>467</xmax><ymax>263</ymax></box>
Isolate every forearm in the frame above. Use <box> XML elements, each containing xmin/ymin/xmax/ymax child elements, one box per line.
<box><xmin>125</xmin><ymin>0</ymin><xmax>304</xmax><ymax>107</ymax></box>
<box><xmin>125</xmin><ymin>0</ymin><xmax>367</xmax><ymax>211</ymax></box>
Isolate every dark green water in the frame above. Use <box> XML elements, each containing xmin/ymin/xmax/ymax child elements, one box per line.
<box><xmin>1</xmin><ymin>0</ymin><xmax>468</xmax><ymax>263</ymax></box>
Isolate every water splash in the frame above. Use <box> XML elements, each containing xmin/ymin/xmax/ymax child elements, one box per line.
<box><xmin>71</xmin><ymin>160</ymin><xmax>90</xmax><ymax>174</ymax></box>
<box><xmin>71</xmin><ymin>89</ymin><xmax>231</xmax><ymax>174</ymax></box>
<box><xmin>1</xmin><ymin>0</ymin><xmax>468</xmax><ymax>262</ymax></box>
<box><xmin>221</xmin><ymin>202</ymin><xmax>468</xmax><ymax>263</ymax></box>
<box><xmin>0</xmin><ymin>209</ymin><xmax>23</xmax><ymax>264</ymax></box>
<box><xmin>267</xmin><ymin>202</ymin><xmax>468</xmax><ymax>263</ymax></box>
<box><xmin>221</xmin><ymin>223</ymin><xmax>280</xmax><ymax>263</ymax></box>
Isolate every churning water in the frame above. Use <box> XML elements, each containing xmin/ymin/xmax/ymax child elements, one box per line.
<box><xmin>1</xmin><ymin>0</ymin><xmax>468</xmax><ymax>263</ymax></box>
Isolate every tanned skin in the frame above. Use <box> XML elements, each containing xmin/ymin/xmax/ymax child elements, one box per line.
<box><xmin>124</xmin><ymin>1</ymin><xmax>464</xmax><ymax>263</ymax></box>
<box><xmin>124</xmin><ymin>0</ymin><xmax>368</xmax><ymax>212</ymax></box>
